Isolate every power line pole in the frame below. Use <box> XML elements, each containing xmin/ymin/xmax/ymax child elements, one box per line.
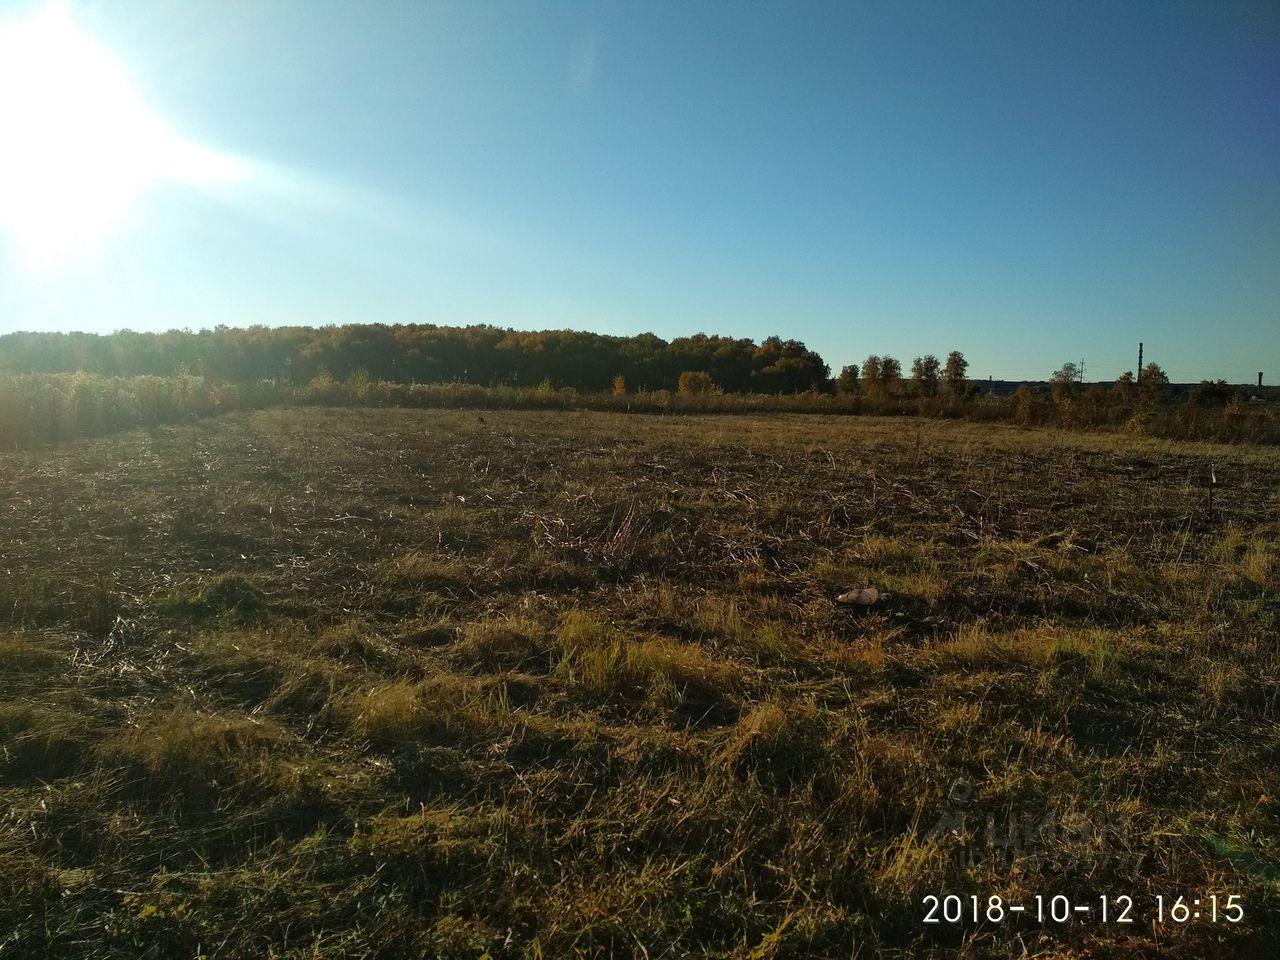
<box><xmin>1079</xmin><ymin>358</ymin><xmax>1086</xmax><ymax>384</ymax></box>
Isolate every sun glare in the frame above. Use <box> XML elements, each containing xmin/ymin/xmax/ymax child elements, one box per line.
<box><xmin>0</xmin><ymin>4</ymin><xmax>247</xmax><ymax>262</ymax></box>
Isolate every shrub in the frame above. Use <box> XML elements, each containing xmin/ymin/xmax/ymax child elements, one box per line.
<box><xmin>1188</xmin><ymin>379</ymin><xmax>1234</xmax><ymax>407</ymax></box>
<box><xmin>348</xmin><ymin>367</ymin><xmax>372</xmax><ymax>401</ymax></box>
<box><xmin>677</xmin><ymin>370</ymin><xmax>717</xmax><ymax>395</ymax></box>
<box><xmin>1010</xmin><ymin>384</ymin><xmax>1039</xmax><ymax>425</ymax></box>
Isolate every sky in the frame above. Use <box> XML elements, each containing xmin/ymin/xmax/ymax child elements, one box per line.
<box><xmin>0</xmin><ymin>0</ymin><xmax>1276</xmax><ymax>383</ymax></box>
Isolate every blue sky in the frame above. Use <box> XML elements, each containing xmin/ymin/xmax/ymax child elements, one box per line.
<box><xmin>0</xmin><ymin>0</ymin><xmax>1276</xmax><ymax>382</ymax></box>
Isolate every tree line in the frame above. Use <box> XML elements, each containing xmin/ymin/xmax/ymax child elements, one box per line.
<box><xmin>0</xmin><ymin>324</ymin><xmax>831</xmax><ymax>395</ymax></box>
<box><xmin>0</xmin><ymin>325</ymin><xmax>1252</xmax><ymax>412</ymax></box>
<box><xmin>833</xmin><ymin>351</ymin><xmax>973</xmax><ymax>400</ymax></box>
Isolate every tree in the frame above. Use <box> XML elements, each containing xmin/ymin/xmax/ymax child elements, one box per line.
<box><xmin>1050</xmin><ymin>362</ymin><xmax>1080</xmax><ymax>403</ymax></box>
<box><xmin>1188</xmin><ymin>379</ymin><xmax>1233</xmax><ymax>407</ymax></box>
<box><xmin>860</xmin><ymin>355</ymin><xmax>882</xmax><ymax>398</ymax></box>
<box><xmin>1112</xmin><ymin>371</ymin><xmax>1137</xmax><ymax>402</ymax></box>
<box><xmin>879</xmin><ymin>356</ymin><xmax>902</xmax><ymax>397</ymax></box>
<box><xmin>835</xmin><ymin>364</ymin><xmax>859</xmax><ymax>395</ymax></box>
<box><xmin>749</xmin><ymin>336</ymin><xmax>829</xmax><ymax>393</ymax></box>
<box><xmin>1138</xmin><ymin>362</ymin><xmax>1169</xmax><ymax>406</ymax></box>
<box><xmin>943</xmin><ymin>351</ymin><xmax>969</xmax><ymax>398</ymax></box>
<box><xmin>1052</xmin><ymin>361</ymin><xmax>1080</xmax><ymax>383</ymax></box>
<box><xmin>910</xmin><ymin>355</ymin><xmax>941</xmax><ymax>397</ymax></box>
<box><xmin>677</xmin><ymin>370</ymin><xmax>716</xmax><ymax>395</ymax></box>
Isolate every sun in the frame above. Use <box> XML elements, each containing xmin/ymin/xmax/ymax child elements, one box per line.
<box><xmin>0</xmin><ymin>3</ymin><xmax>246</xmax><ymax>262</ymax></box>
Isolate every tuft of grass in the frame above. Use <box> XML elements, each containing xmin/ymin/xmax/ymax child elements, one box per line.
<box><xmin>159</xmin><ymin>573</ymin><xmax>269</xmax><ymax>624</ymax></box>
<box><xmin>0</xmin><ymin>703</ymin><xmax>91</xmax><ymax>783</ymax></box>
<box><xmin>1200</xmin><ymin>661</ymin><xmax>1245</xmax><ymax>709</ymax></box>
<box><xmin>346</xmin><ymin>681</ymin><xmax>422</xmax><ymax>744</ymax></box>
<box><xmin>693</xmin><ymin>595</ymin><xmax>749</xmax><ymax>641</ymax></box>
<box><xmin>430</xmin><ymin>500</ymin><xmax>480</xmax><ymax>546</ymax></box>
<box><xmin>871</xmin><ymin>819</ymin><xmax>952</xmax><ymax>904</ymax></box>
<box><xmin>934</xmin><ymin>620</ymin><xmax>1000</xmax><ymax>664</ymax></box>
<box><xmin>344</xmin><ymin>675</ymin><xmax>491</xmax><ymax>747</ymax></box>
<box><xmin>97</xmin><ymin>707</ymin><xmax>287</xmax><ymax>811</ymax></box>
<box><xmin>313</xmin><ymin>619</ymin><xmax>397</xmax><ymax>670</ymax></box>
<box><xmin>348</xmin><ymin>805</ymin><xmax>505</xmax><ymax>900</ymax></box>
<box><xmin>1238</xmin><ymin>536</ymin><xmax>1275</xmax><ymax>587</ymax></box>
<box><xmin>375</xmin><ymin>553</ymin><xmax>471</xmax><ymax>613</ymax></box>
<box><xmin>739</xmin><ymin>621</ymin><xmax>791</xmax><ymax>662</ymax></box>
<box><xmin>378</xmin><ymin>551</ymin><xmax>470</xmax><ymax>586</ymax></box>
<box><xmin>1048</xmin><ymin>627</ymin><xmax>1115</xmax><ymax>677</ymax></box>
<box><xmin>556</xmin><ymin>608</ymin><xmax>613</xmax><ymax>657</ymax></box>
<box><xmin>0</xmin><ymin>574</ymin><xmax>119</xmax><ymax>633</ymax></box>
<box><xmin>0</xmin><ymin>633</ymin><xmax>64</xmax><ymax>675</ymax></box>
<box><xmin>555</xmin><ymin>609</ymin><xmax>739</xmax><ymax>717</ymax></box>
<box><xmin>456</xmin><ymin>615</ymin><xmax>551</xmax><ymax>673</ymax></box>
<box><xmin>630</xmin><ymin>637</ymin><xmax>740</xmax><ymax>716</ymax></box>
<box><xmin>717</xmin><ymin>700</ymin><xmax>827</xmax><ymax>786</ymax></box>
<box><xmin>933</xmin><ymin>700</ymin><xmax>982</xmax><ymax>733</ymax></box>
<box><xmin>691</xmin><ymin>594</ymin><xmax>792</xmax><ymax>662</ymax></box>
<box><xmin>935</xmin><ymin>622</ymin><xmax>1118</xmax><ymax>677</ymax></box>
<box><xmin>398</xmin><ymin>617</ymin><xmax>459</xmax><ymax>648</ymax></box>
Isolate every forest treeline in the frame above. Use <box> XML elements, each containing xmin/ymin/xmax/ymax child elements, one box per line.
<box><xmin>2</xmin><ymin>323</ymin><xmax>1275</xmax><ymax>449</ymax></box>
<box><xmin>0</xmin><ymin>324</ymin><xmax>831</xmax><ymax>394</ymax></box>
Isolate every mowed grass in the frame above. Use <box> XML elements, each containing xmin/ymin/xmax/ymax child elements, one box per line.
<box><xmin>1</xmin><ymin>407</ymin><xmax>1278</xmax><ymax>959</ymax></box>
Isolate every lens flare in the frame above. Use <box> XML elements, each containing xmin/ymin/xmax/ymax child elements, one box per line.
<box><xmin>0</xmin><ymin>4</ymin><xmax>247</xmax><ymax>262</ymax></box>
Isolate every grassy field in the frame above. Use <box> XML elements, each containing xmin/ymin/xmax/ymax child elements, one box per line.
<box><xmin>2</xmin><ymin>407</ymin><xmax>1278</xmax><ymax>958</ymax></box>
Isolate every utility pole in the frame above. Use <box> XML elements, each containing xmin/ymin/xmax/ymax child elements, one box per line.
<box><xmin>1078</xmin><ymin>358</ymin><xmax>1086</xmax><ymax>384</ymax></box>
<box><xmin>1137</xmin><ymin>342</ymin><xmax>1143</xmax><ymax>383</ymax></box>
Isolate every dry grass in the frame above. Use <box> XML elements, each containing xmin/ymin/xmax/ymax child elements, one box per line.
<box><xmin>0</xmin><ymin>406</ymin><xmax>1277</xmax><ymax>958</ymax></box>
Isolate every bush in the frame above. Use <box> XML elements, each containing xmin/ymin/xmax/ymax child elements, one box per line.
<box><xmin>0</xmin><ymin>372</ymin><xmax>291</xmax><ymax>448</ymax></box>
<box><xmin>1188</xmin><ymin>379</ymin><xmax>1235</xmax><ymax>407</ymax></box>
<box><xmin>1010</xmin><ymin>384</ymin><xmax>1040</xmax><ymax>426</ymax></box>
<box><xmin>677</xmin><ymin>370</ymin><xmax>717</xmax><ymax>396</ymax></box>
